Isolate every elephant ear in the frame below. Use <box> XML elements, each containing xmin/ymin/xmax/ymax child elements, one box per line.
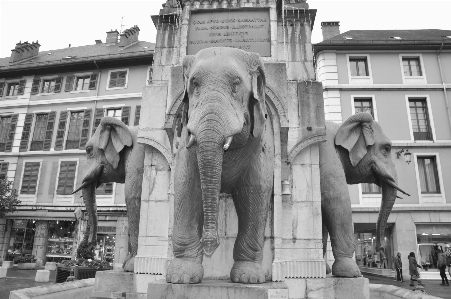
<box><xmin>181</xmin><ymin>55</ymin><xmax>195</xmax><ymax>125</ymax></box>
<box><xmin>335</xmin><ymin>112</ymin><xmax>375</xmax><ymax>166</ymax></box>
<box><xmin>247</xmin><ymin>52</ymin><xmax>267</xmax><ymax>138</ymax></box>
<box><xmin>98</xmin><ymin>116</ymin><xmax>133</xmax><ymax>169</ymax></box>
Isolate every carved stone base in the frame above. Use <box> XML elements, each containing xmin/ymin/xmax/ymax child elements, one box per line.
<box><xmin>272</xmin><ymin>260</ymin><xmax>326</xmax><ymax>281</ymax></box>
<box><xmin>134</xmin><ymin>256</ymin><xmax>167</xmax><ymax>275</ymax></box>
<box><xmin>147</xmin><ymin>279</ymin><xmax>289</xmax><ymax>299</ymax></box>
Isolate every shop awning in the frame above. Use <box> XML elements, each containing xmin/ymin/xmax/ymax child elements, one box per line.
<box><xmin>5</xmin><ymin>210</ymin><xmax>76</xmax><ymax>220</ymax></box>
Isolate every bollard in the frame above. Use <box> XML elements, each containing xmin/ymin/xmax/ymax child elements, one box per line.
<box><xmin>2</xmin><ymin>261</ymin><xmax>13</xmax><ymax>269</ymax></box>
<box><xmin>0</xmin><ymin>267</ymin><xmax>7</xmax><ymax>278</ymax></box>
<box><xmin>35</xmin><ymin>270</ymin><xmax>50</xmax><ymax>282</ymax></box>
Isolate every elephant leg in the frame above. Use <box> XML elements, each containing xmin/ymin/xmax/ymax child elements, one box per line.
<box><xmin>322</xmin><ymin>221</ymin><xmax>332</xmax><ymax>274</ymax></box>
<box><xmin>167</xmin><ymin>150</ymin><xmax>204</xmax><ymax>284</ymax></box>
<box><xmin>122</xmin><ymin>193</ymin><xmax>141</xmax><ymax>272</ymax></box>
<box><xmin>230</xmin><ymin>170</ymin><xmax>270</xmax><ymax>284</ymax></box>
<box><xmin>321</xmin><ymin>184</ymin><xmax>360</xmax><ymax>277</ymax></box>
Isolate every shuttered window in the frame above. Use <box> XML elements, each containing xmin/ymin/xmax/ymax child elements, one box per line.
<box><xmin>75</xmin><ymin>76</ymin><xmax>90</xmax><ymax>91</ymax></box>
<box><xmin>0</xmin><ymin>82</ymin><xmax>5</xmax><ymax>96</ymax></box>
<box><xmin>106</xmin><ymin>108</ymin><xmax>122</xmax><ymax>120</ymax></box>
<box><xmin>92</xmin><ymin>108</ymin><xmax>104</xmax><ymax>136</ymax></box>
<box><xmin>30</xmin><ymin>114</ymin><xmax>49</xmax><ymax>151</ymax></box>
<box><xmin>121</xmin><ymin>106</ymin><xmax>130</xmax><ymax>125</ymax></box>
<box><xmin>88</xmin><ymin>74</ymin><xmax>98</xmax><ymax>90</ymax></box>
<box><xmin>96</xmin><ymin>183</ymin><xmax>113</xmax><ymax>195</ymax></box>
<box><xmin>19</xmin><ymin>113</ymin><xmax>34</xmax><ymax>152</ymax></box>
<box><xmin>66</xmin><ymin>111</ymin><xmax>85</xmax><ymax>149</ymax></box>
<box><xmin>0</xmin><ymin>116</ymin><xmax>11</xmax><ymax>152</ymax></box>
<box><xmin>42</xmin><ymin>79</ymin><xmax>56</xmax><ymax>93</ymax></box>
<box><xmin>134</xmin><ymin>105</ymin><xmax>141</xmax><ymax>126</ymax></box>
<box><xmin>55</xmin><ymin>111</ymin><xmax>68</xmax><ymax>151</ymax></box>
<box><xmin>17</xmin><ymin>80</ymin><xmax>26</xmax><ymax>95</ymax></box>
<box><xmin>56</xmin><ymin>161</ymin><xmax>77</xmax><ymax>195</ymax></box>
<box><xmin>6</xmin><ymin>83</ymin><xmax>19</xmax><ymax>96</ymax></box>
<box><xmin>20</xmin><ymin>162</ymin><xmax>40</xmax><ymax>194</ymax></box>
<box><xmin>108</xmin><ymin>70</ymin><xmax>127</xmax><ymax>88</ymax></box>
<box><xmin>0</xmin><ymin>162</ymin><xmax>8</xmax><ymax>180</ymax></box>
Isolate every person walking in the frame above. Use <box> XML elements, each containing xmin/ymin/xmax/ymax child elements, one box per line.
<box><xmin>394</xmin><ymin>252</ymin><xmax>403</xmax><ymax>282</ymax></box>
<box><xmin>409</xmin><ymin>252</ymin><xmax>422</xmax><ymax>287</ymax></box>
<box><xmin>437</xmin><ymin>249</ymin><xmax>449</xmax><ymax>286</ymax></box>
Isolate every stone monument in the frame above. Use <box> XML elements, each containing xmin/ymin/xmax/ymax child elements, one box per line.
<box><xmin>91</xmin><ymin>0</ymin><xmax>371</xmax><ymax>298</ymax></box>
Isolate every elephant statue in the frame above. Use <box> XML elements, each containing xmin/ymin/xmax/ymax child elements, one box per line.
<box><xmin>72</xmin><ymin>117</ymin><xmax>144</xmax><ymax>272</ymax></box>
<box><xmin>166</xmin><ymin>47</ymin><xmax>274</xmax><ymax>284</ymax></box>
<box><xmin>320</xmin><ymin>112</ymin><xmax>409</xmax><ymax>277</ymax></box>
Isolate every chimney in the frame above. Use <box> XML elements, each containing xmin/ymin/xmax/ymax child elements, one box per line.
<box><xmin>95</xmin><ymin>40</ymin><xmax>103</xmax><ymax>44</ymax></box>
<box><xmin>118</xmin><ymin>26</ymin><xmax>140</xmax><ymax>47</ymax></box>
<box><xmin>106</xmin><ymin>30</ymin><xmax>119</xmax><ymax>44</ymax></box>
<box><xmin>10</xmin><ymin>41</ymin><xmax>40</xmax><ymax>63</ymax></box>
<box><xmin>321</xmin><ymin>22</ymin><xmax>340</xmax><ymax>41</ymax></box>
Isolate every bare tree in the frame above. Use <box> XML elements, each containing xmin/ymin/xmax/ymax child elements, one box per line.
<box><xmin>0</xmin><ymin>179</ymin><xmax>20</xmax><ymax>218</ymax></box>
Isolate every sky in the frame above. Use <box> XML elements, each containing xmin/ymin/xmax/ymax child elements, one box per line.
<box><xmin>0</xmin><ymin>0</ymin><xmax>450</xmax><ymax>58</ymax></box>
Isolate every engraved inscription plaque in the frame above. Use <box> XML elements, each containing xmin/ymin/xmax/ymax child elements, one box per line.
<box><xmin>187</xmin><ymin>9</ymin><xmax>271</xmax><ymax>56</ymax></box>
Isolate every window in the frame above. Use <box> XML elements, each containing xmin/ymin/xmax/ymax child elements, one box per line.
<box><xmin>354</xmin><ymin>98</ymin><xmax>374</xmax><ymax>118</ymax></box>
<box><xmin>42</xmin><ymin>79</ymin><xmax>56</xmax><ymax>93</ymax></box>
<box><xmin>134</xmin><ymin>105</ymin><xmax>141</xmax><ymax>126</ymax></box>
<box><xmin>96</xmin><ymin>183</ymin><xmax>113</xmax><ymax>195</ymax></box>
<box><xmin>20</xmin><ymin>162</ymin><xmax>40</xmax><ymax>195</ymax></box>
<box><xmin>107</xmin><ymin>70</ymin><xmax>128</xmax><ymax>89</ymax></box>
<box><xmin>30</xmin><ymin>114</ymin><xmax>49</xmax><ymax>151</ymax></box>
<box><xmin>56</xmin><ymin>161</ymin><xmax>77</xmax><ymax>195</ymax></box>
<box><xmin>403</xmin><ymin>58</ymin><xmax>422</xmax><ymax>76</ymax></box>
<box><xmin>0</xmin><ymin>162</ymin><xmax>8</xmax><ymax>180</ymax></box>
<box><xmin>409</xmin><ymin>99</ymin><xmax>432</xmax><ymax>141</ymax></box>
<box><xmin>0</xmin><ymin>116</ymin><xmax>11</xmax><ymax>152</ymax></box>
<box><xmin>107</xmin><ymin>108</ymin><xmax>122</xmax><ymax>120</ymax></box>
<box><xmin>362</xmin><ymin>183</ymin><xmax>381</xmax><ymax>194</ymax></box>
<box><xmin>417</xmin><ymin>157</ymin><xmax>440</xmax><ymax>194</ymax></box>
<box><xmin>349</xmin><ymin>57</ymin><xmax>369</xmax><ymax>76</ymax></box>
<box><xmin>75</xmin><ymin>76</ymin><xmax>90</xmax><ymax>91</ymax></box>
<box><xmin>66</xmin><ymin>111</ymin><xmax>84</xmax><ymax>149</ymax></box>
<box><xmin>6</xmin><ymin>83</ymin><xmax>19</xmax><ymax>96</ymax></box>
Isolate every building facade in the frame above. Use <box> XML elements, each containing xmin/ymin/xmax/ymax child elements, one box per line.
<box><xmin>315</xmin><ymin>24</ymin><xmax>451</xmax><ymax>279</ymax></box>
<box><xmin>0</xmin><ymin>26</ymin><xmax>154</xmax><ymax>268</ymax></box>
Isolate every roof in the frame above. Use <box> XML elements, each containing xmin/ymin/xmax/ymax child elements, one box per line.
<box><xmin>0</xmin><ymin>41</ymin><xmax>155</xmax><ymax>71</ymax></box>
<box><xmin>315</xmin><ymin>29</ymin><xmax>451</xmax><ymax>56</ymax></box>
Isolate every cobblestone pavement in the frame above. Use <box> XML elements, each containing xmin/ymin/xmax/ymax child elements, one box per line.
<box><xmin>363</xmin><ymin>273</ymin><xmax>450</xmax><ymax>299</ymax></box>
<box><xmin>0</xmin><ymin>267</ymin><xmax>55</xmax><ymax>299</ymax></box>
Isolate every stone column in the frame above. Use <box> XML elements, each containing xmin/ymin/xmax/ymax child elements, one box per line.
<box><xmin>114</xmin><ymin>217</ymin><xmax>128</xmax><ymax>270</ymax></box>
<box><xmin>392</xmin><ymin>213</ymin><xmax>416</xmax><ymax>281</ymax></box>
<box><xmin>0</xmin><ymin>219</ymin><xmax>12</xmax><ymax>261</ymax></box>
<box><xmin>32</xmin><ymin>220</ymin><xmax>48</xmax><ymax>267</ymax></box>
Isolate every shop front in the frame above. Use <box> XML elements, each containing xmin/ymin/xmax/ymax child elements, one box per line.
<box><xmin>416</xmin><ymin>224</ymin><xmax>451</xmax><ymax>273</ymax></box>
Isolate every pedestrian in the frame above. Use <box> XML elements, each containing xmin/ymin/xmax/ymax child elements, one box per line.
<box><xmin>394</xmin><ymin>252</ymin><xmax>403</xmax><ymax>282</ymax></box>
<box><xmin>380</xmin><ymin>248</ymin><xmax>388</xmax><ymax>269</ymax></box>
<box><xmin>409</xmin><ymin>252</ymin><xmax>422</xmax><ymax>287</ymax></box>
<box><xmin>446</xmin><ymin>248</ymin><xmax>451</xmax><ymax>278</ymax></box>
<box><xmin>437</xmin><ymin>249</ymin><xmax>449</xmax><ymax>286</ymax></box>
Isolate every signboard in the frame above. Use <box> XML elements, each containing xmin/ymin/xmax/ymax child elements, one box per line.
<box><xmin>187</xmin><ymin>9</ymin><xmax>271</xmax><ymax>56</ymax></box>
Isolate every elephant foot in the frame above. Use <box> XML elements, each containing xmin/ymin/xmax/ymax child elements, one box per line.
<box><xmin>123</xmin><ymin>255</ymin><xmax>135</xmax><ymax>272</ymax></box>
<box><xmin>325</xmin><ymin>261</ymin><xmax>332</xmax><ymax>275</ymax></box>
<box><xmin>332</xmin><ymin>257</ymin><xmax>361</xmax><ymax>277</ymax></box>
<box><xmin>230</xmin><ymin>261</ymin><xmax>265</xmax><ymax>284</ymax></box>
<box><xmin>166</xmin><ymin>258</ymin><xmax>204</xmax><ymax>284</ymax></box>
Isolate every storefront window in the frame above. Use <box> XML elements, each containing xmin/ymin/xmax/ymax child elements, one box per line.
<box><xmin>94</xmin><ymin>234</ymin><xmax>116</xmax><ymax>266</ymax></box>
<box><xmin>416</xmin><ymin>224</ymin><xmax>451</xmax><ymax>271</ymax></box>
<box><xmin>46</xmin><ymin>220</ymin><xmax>76</xmax><ymax>263</ymax></box>
<box><xmin>7</xmin><ymin>220</ymin><xmax>36</xmax><ymax>260</ymax></box>
<box><xmin>354</xmin><ymin>229</ymin><xmax>393</xmax><ymax>269</ymax></box>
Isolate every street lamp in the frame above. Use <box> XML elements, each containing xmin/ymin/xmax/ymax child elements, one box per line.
<box><xmin>396</xmin><ymin>148</ymin><xmax>412</xmax><ymax>164</ymax></box>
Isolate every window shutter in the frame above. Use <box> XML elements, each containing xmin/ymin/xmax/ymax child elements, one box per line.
<box><xmin>88</xmin><ymin>74</ymin><xmax>98</xmax><ymax>90</ymax></box>
<box><xmin>17</xmin><ymin>79</ymin><xmax>27</xmax><ymax>95</ymax></box>
<box><xmin>121</xmin><ymin>106</ymin><xmax>130</xmax><ymax>125</ymax></box>
<box><xmin>109</xmin><ymin>72</ymin><xmax>118</xmax><ymax>88</ymax></box>
<box><xmin>117</xmin><ymin>71</ymin><xmax>127</xmax><ymax>87</ymax></box>
<box><xmin>0</xmin><ymin>162</ymin><xmax>8</xmax><ymax>180</ymax></box>
<box><xmin>55</xmin><ymin>111</ymin><xmax>68</xmax><ymax>151</ymax></box>
<box><xmin>5</xmin><ymin>114</ymin><xmax>18</xmax><ymax>152</ymax></box>
<box><xmin>43</xmin><ymin>111</ymin><xmax>56</xmax><ymax>151</ymax></box>
<box><xmin>54</xmin><ymin>77</ymin><xmax>63</xmax><ymax>93</ymax></box>
<box><xmin>134</xmin><ymin>105</ymin><xmax>141</xmax><ymax>126</ymax></box>
<box><xmin>19</xmin><ymin>113</ymin><xmax>34</xmax><ymax>152</ymax></box>
<box><xmin>0</xmin><ymin>82</ymin><xmax>5</xmax><ymax>97</ymax></box>
<box><xmin>92</xmin><ymin>108</ymin><xmax>104</xmax><ymax>136</ymax></box>
<box><xmin>64</xmin><ymin>75</ymin><xmax>74</xmax><ymax>92</ymax></box>
<box><xmin>31</xmin><ymin>79</ymin><xmax>40</xmax><ymax>95</ymax></box>
<box><xmin>79</xmin><ymin>109</ymin><xmax>92</xmax><ymax>149</ymax></box>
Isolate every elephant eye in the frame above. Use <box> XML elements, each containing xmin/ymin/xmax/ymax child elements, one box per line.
<box><xmin>86</xmin><ymin>147</ymin><xmax>93</xmax><ymax>157</ymax></box>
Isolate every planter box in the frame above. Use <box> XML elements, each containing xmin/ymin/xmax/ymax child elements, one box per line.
<box><xmin>56</xmin><ymin>265</ymin><xmax>112</xmax><ymax>283</ymax></box>
<box><xmin>17</xmin><ymin>263</ymin><xmax>37</xmax><ymax>270</ymax></box>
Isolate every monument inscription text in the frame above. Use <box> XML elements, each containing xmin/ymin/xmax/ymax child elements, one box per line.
<box><xmin>187</xmin><ymin>9</ymin><xmax>270</xmax><ymax>56</ymax></box>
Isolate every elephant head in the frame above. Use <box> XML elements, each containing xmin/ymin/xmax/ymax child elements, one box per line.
<box><xmin>180</xmin><ymin>47</ymin><xmax>267</xmax><ymax>256</ymax></box>
<box><xmin>72</xmin><ymin>117</ymin><xmax>132</xmax><ymax>256</ymax></box>
<box><xmin>335</xmin><ymin>113</ymin><xmax>409</xmax><ymax>253</ymax></box>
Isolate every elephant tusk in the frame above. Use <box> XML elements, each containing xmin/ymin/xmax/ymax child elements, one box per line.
<box><xmin>396</xmin><ymin>196</ymin><xmax>403</xmax><ymax>199</ymax></box>
<box><xmin>71</xmin><ymin>179</ymin><xmax>95</xmax><ymax>194</ymax></box>
<box><xmin>223</xmin><ymin>136</ymin><xmax>233</xmax><ymax>151</ymax></box>
<box><xmin>381</xmin><ymin>178</ymin><xmax>410</xmax><ymax>196</ymax></box>
<box><xmin>186</xmin><ymin>134</ymin><xmax>196</xmax><ymax>148</ymax></box>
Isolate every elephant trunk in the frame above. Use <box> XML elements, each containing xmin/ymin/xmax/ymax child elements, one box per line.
<box><xmin>196</xmin><ymin>118</ymin><xmax>225</xmax><ymax>257</ymax></box>
<box><xmin>375</xmin><ymin>180</ymin><xmax>397</xmax><ymax>253</ymax></box>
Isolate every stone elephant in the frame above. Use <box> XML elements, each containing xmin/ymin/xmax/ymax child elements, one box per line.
<box><xmin>166</xmin><ymin>47</ymin><xmax>274</xmax><ymax>284</ymax></box>
<box><xmin>72</xmin><ymin>117</ymin><xmax>144</xmax><ymax>272</ymax></box>
<box><xmin>319</xmin><ymin>113</ymin><xmax>409</xmax><ymax>277</ymax></box>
